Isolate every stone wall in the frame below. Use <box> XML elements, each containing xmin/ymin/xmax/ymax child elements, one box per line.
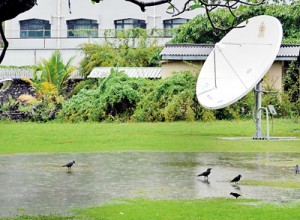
<box><xmin>0</xmin><ymin>79</ymin><xmax>82</xmax><ymax>120</ymax></box>
<box><xmin>0</xmin><ymin>79</ymin><xmax>35</xmax><ymax>103</ymax></box>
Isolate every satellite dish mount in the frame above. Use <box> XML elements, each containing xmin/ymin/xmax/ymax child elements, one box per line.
<box><xmin>253</xmin><ymin>79</ymin><xmax>269</xmax><ymax>140</ymax></box>
<box><xmin>196</xmin><ymin>15</ymin><xmax>284</xmax><ymax>140</ymax></box>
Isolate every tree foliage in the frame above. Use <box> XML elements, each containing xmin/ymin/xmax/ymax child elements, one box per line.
<box><xmin>172</xmin><ymin>1</ymin><xmax>300</xmax><ymax>44</ymax></box>
<box><xmin>79</xmin><ymin>29</ymin><xmax>162</xmax><ymax>78</ymax></box>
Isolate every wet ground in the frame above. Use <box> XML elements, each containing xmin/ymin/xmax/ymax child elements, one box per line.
<box><xmin>0</xmin><ymin>152</ymin><xmax>300</xmax><ymax>216</ymax></box>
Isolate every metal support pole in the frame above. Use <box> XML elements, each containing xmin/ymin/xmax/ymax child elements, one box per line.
<box><xmin>253</xmin><ymin>80</ymin><xmax>265</xmax><ymax>139</ymax></box>
<box><xmin>259</xmin><ymin>107</ymin><xmax>270</xmax><ymax>140</ymax></box>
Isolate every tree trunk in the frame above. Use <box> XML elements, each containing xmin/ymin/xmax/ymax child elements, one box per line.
<box><xmin>0</xmin><ymin>0</ymin><xmax>37</xmax><ymax>22</ymax></box>
<box><xmin>0</xmin><ymin>0</ymin><xmax>37</xmax><ymax>63</ymax></box>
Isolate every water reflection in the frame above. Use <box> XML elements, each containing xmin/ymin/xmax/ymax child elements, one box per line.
<box><xmin>0</xmin><ymin>152</ymin><xmax>299</xmax><ymax>216</ymax></box>
<box><xmin>231</xmin><ymin>184</ymin><xmax>241</xmax><ymax>191</ymax></box>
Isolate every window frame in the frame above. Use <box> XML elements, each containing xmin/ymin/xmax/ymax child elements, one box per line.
<box><xmin>67</xmin><ymin>19</ymin><xmax>99</xmax><ymax>38</ymax></box>
<box><xmin>114</xmin><ymin>18</ymin><xmax>147</xmax><ymax>30</ymax></box>
<box><xmin>20</xmin><ymin>19</ymin><xmax>51</xmax><ymax>38</ymax></box>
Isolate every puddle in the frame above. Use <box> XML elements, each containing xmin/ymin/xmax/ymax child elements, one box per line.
<box><xmin>0</xmin><ymin>152</ymin><xmax>300</xmax><ymax>216</ymax></box>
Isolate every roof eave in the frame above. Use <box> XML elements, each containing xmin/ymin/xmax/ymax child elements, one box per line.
<box><xmin>161</xmin><ymin>55</ymin><xmax>207</xmax><ymax>61</ymax></box>
<box><xmin>162</xmin><ymin>55</ymin><xmax>298</xmax><ymax>62</ymax></box>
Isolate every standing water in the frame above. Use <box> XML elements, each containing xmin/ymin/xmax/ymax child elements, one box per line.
<box><xmin>0</xmin><ymin>152</ymin><xmax>299</xmax><ymax>216</ymax></box>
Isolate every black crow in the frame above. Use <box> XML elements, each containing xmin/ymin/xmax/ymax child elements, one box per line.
<box><xmin>295</xmin><ymin>165</ymin><xmax>299</xmax><ymax>174</ymax></box>
<box><xmin>197</xmin><ymin>168</ymin><xmax>212</xmax><ymax>179</ymax></box>
<box><xmin>62</xmin><ymin>160</ymin><xmax>75</xmax><ymax>169</ymax></box>
<box><xmin>230</xmin><ymin>174</ymin><xmax>242</xmax><ymax>184</ymax></box>
<box><xmin>230</xmin><ymin>192</ymin><xmax>241</xmax><ymax>199</ymax></box>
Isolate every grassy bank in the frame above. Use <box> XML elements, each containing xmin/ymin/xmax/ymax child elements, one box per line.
<box><xmin>0</xmin><ymin>119</ymin><xmax>299</xmax><ymax>154</ymax></box>
<box><xmin>3</xmin><ymin>198</ymin><xmax>300</xmax><ymax>220</ymax></box>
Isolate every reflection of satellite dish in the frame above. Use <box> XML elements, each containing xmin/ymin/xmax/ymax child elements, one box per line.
<box><xmin>196</xmin><ymin>15</ymin><xmax>282</xmax><ymax>110</ymax></box>
<box><xmin>0</xmin><ymin>79</ymin><xmax>13</xmax><ymax>92</ymax></box>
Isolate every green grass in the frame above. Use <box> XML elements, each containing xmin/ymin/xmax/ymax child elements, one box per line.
<box><xmin>0</xmin><ymin>119</ymin><xmax>299</xmax><ymax>154</ymax></box>
<box><xmin>75</xmin><ymin>199</ymin><xmax>300</xmax><ymax>220</ymax></box>
<box><xmin>244</xmin><ymin>179</ymin><xmax>300</xmax><ymax>188</ymax></box>
<box><xmin>1</xmin><ymin>119</ymin><xmax>300</xmax><ymax>219</ymax></box>
<box><xmin>3</xmin><ymin>198</ymin><xmax>300</xmax><ymax>220</ymax></box>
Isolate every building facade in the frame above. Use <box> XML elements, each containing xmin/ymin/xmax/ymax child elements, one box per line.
<box><xmin>160</xmin><ymin>44</ymin><xmax>300</xmax><ymax>91</ymax></box>
<box><xmin>3</xmin><ymin>0</ymin><xmax>200</xmax><ymax>66</ymax></box>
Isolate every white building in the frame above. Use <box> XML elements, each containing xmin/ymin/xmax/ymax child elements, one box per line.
<box><xmin>3</xmin><ymin>0</ymin><xmax>201</xmax><ymax>66</ymax></box>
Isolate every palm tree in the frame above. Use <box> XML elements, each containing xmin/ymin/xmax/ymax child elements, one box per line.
<box><xmin>34</xmin><ymin>50</ymin><xmax>76</xmax><ymax>95</ymax></box>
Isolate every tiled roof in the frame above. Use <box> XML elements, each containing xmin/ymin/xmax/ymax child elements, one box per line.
<box><xmin>88</xmin><ymin>67</ymin><xmax>161</xmax><ymax>79</ymax></box>
<box><xmin>161</xmin><ymin>43</ymin><xmax>300</xmax><ymax>61</ymax></box>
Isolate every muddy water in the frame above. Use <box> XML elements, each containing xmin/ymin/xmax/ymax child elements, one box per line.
<box><xmin>0</xmin><ymin>152</ymin><xmax>299</xmax><ymax>216</ymax></box>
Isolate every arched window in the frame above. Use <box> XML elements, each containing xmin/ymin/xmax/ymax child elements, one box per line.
<box><xmin>114</xmin><ymin>18</ymin><xmax>146</xmax><ymax>30</ymax></box>
<box><xmin>20</xmin><ymin>19</ymin><xmax>51</xmax><ymax>38</ymax></box>
<box><xmin>67</xmin><ymin>19</ymin><xmax>98</xmax><ymax>38</ymax></box>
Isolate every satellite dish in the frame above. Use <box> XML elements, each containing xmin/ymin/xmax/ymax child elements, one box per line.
<box><xmin>0</xmin><ymin>79</ymin><xmax>13</xmax><ymax>92</ymax></box>
<box><xmin>196</xmin><ymin>15</ymin><xmax>283</xmax><ymax>109</ymax></box>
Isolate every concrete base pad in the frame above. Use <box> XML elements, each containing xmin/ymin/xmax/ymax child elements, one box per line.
<box><xmin>219</xmin><ymin>137</ymin><xmax>298</xmax><ymax>141</ymax></box>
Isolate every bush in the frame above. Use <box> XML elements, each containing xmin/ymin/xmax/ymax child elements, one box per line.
<box><xmin>60</xmin><ymin>68</ymin><xmax>154</xmax><ymax>122</ymax></box>
<box><xmin>132</xmin><ymin>71</ymin><xmax>203</xmax><ymax>122</ymax></box>
<box><xmin>79</xmin><ymin>29</ymin><xmax>163</xmax><ymax>78</ymax></box>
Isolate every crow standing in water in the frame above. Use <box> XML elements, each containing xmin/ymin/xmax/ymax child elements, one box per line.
<box><xmin>230</xmin><ymin>175</ymin><xmax>242</xmax><ymax>184</ymax></box>
<box><xmin>230</xmin><ymin>192</ymin><xmax>241</xmax><ymax>199</ymax></box>
<box><xmin>62</xmin><ymin>160</ymin><xmax>76</xmax><ymax>169</ymax></box>
<box><xmin>295</xmin><ymin>165</ymin><xmax>299</xmax><ymax>174</ymax></box>
<box><xmin>197</xmin><ymin>168</ymin><xmax>212</xmax><ymax>179</ymax></box>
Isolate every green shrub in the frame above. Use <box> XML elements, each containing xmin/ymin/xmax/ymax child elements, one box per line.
<box><xmin>60</xmin><ymin>69</ymin><xmax>154</xmax><ymax>122</ymax></box>
<box><xmin>79</xmin><ymin>29</ymin><xmax>163</xmax><ymax>78</ymax></box>
<box><xmin>133</xmin><ymin>71</ymin><xmax>203</xmax><ymax>122</ymax></box>
<box><xmin>67</xmin><ymin>78</ymin><xmax>98</xmax><ymax>98</ymax></box>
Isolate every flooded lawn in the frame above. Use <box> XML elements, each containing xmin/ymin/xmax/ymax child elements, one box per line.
<box><xmin>0</xmin><ymin>152</ymin><xmax>300</xmax><ymax>216</ymax></box>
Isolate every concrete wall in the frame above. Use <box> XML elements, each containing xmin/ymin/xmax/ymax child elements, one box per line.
<box><xmin>2</xmin><ymin>48</ymin><xmax>83</xmax><ymax>67</ymax></box>
<box><xmin>161</xmin><ymin>60</ymin><xmax>204</xmax><ymax>78</ymax></box>
<box><xmin>161</xmin><ymin>60</ymin><xmax>285</xmax><ymax>91</ymax></box>
<box><xmin>264</xmin><ymin>61</ymin><xmax>283</xmax><ymax>91</ymax></box>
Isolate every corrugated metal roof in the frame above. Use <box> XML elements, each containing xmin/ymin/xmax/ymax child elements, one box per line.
<box><xmin>0</xmin><ymin>68</ymin><xmax>82</xmax><ymax>80</ymax></box>
<box><xmin>161</xmin><ymin>44</ymin><xmax>214</xmax><ymax>57</ymax></box>
<box><xmin>0</xmin><ymin>68</ymin><xmax>33</xmax><ymax>79</ymax></box>
<box><xmin>278</xmin><ymin>45</ymin><xmax>300</xmax><ymax>57</ymax></box>
<box><xmin>161</xmin><ymin>43</ymin><xmax>300</xmax><ymax>61</ymax></box>
<box><xmin>88</xmin><ymin>67</ymin><xmax>161</xmax><ymax>79</ymax></box>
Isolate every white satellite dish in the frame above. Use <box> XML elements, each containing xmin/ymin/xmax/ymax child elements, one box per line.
<box><xmin>196</xmin><ymin>15</ymin><xmax>282</xmax><ymax>110</ymax></box>
<box><xmin>0</xmin><ymin>79</ymin><xmax>13</xmax><ymax>92</ymax></box>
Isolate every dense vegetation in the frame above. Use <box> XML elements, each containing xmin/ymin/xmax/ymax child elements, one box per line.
<box><xmin>59</xmin><ymin>68</ymin><xmax>299</xmax><ymax>123</ymax></box>
<box><xmin>1</xmin><ymin>3</ymin><xmax>299</xmax><ymax>123</ymax></box>
<box><xmin>79</xmin><ymin>28</ymin><xmax>162</xmax><ymax>78</ymax></box>
<box><xmin>1</xmin><ymin>64</ymin><xmax>298</xmax><ymax>123</ymax></box>
<box><xmin>172</xmin><ymin>1</ymin><xmax>300</xmax><ymax>44</ymax></box>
